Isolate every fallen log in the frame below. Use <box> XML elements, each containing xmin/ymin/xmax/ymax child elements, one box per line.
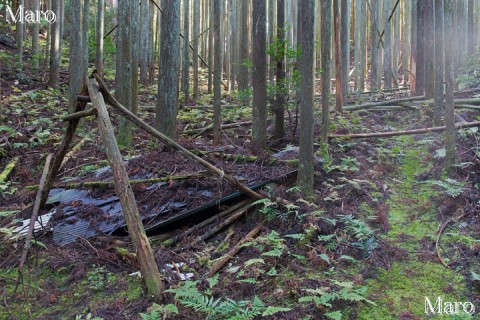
<box><xmin>88</xmin><ymin>78</ymin><xmax>164</xmax><ymax>301</ymax></box>
<box><xmin>0</xmin><ymin>156</ymin><xmax>19</xmax><ymax>184</ymax></box>
<box><xmin>205</xmin><ymin>222</ymin><xmax>264</xmax><ymax>277</ymax></box>
<box><xmin>183</xmin><ymin>121</ymin><xmax>252</xmax><ymax>135</ymax></box>
<box><xmin>94</xmin><ymin>74</ymin><xmax>266</xmax><ymax>202</ymax></box>
<box><xmin>330</xmin><ymin>120</ymin><xmax>480</xmax><ymax>139</ymax></box>
<box><xmin>343</xmin><ymin>95</ymin><xmax>425</xmax><ymax>111</ymax></box>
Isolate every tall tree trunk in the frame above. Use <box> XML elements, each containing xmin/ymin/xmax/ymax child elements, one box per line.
<box><xmin>410</xmin><ymin>0</ymin><xmax>418</xmax><ymax>95</ymax></box>
<box><xmin>49</xmin><ymin>0</ymin><xmax>61</xmax><ymax>87</ymax></box>
<box><xmin>359</xmin><ymin>0</ymin><xmax>366</xmax><ymax>91</ymax></box>
<box><xmin>116</xmin><ymin>0</ymin><xmax>132</xmax><ymax>147</ymax></box>
<box><xmin>230</xmin><ymin>0</ymin><xmax>237</xmax><ymax>90</ymax></box>
<box><xmin>340</xmin><ymin>0</ymin><xmax>349</xmax><ymax>97</ymax></box>
<box><xmin>83</xmin><ymin>0</ymin><xmax>89</xmax><ymax>78</ymax></box>
<box><xmin>139</xmin><ymin>0</ymin><xmax>149</xmax><ymax>84</ymax></box>
<box><xmin>238</xmin><ymin>0</ymin><xmax>250</xmax><ymax>93</ymax></box>
<box><xmin>467</xmin><ymin>0</ymin><xmax>474</xmax><ymax>55</ymax></box>
<box><xmin>148</xmin><ymin>0</ymin><xmax>155</xmax><ymax>83</ymax></box>
<box><xmin>320</xmin><ymin>0</ymin><xmax>332</xmax><ymax>143</ymax></box>
<box><xmin>424</xmin><ymin>0</ymin><xmax>435</xmax><ymax>99</ymax></box>
<box><xmin>182</xmin><ymin>0</ymin><xmax>190</xmax><ymax>103</ymax></box>
<box><xmin>383</xmin><ymin>0</ymin><xmax>393</xmax><ymax>89</ymax></box>
<box><xmin>333</xmin><ymin>0</ymin><xmax>343</xmax><ymax>112</ymax></box>
<box><xmin>268</xmin><ymin>0</ymin><xmax>275</xmax><ymax>83</ymax></box>
<box><xmin>415</xmin><ymin>0</ymin><xmax>426</xmax><ymax>95</ymax></box>
<box><xmin>213</xmin><ymin>0</ymin><xmax>222</xmax><ymax>145</ymax></box>
<box><xmin>96</xmin><ymin>0</ymin><xmax>105</xmax><ymax>77</ymax></box>
<box><xmin>193</xmin><ymin>0</ymin><xmax>200</xmax><ymax>101</ymax></box>
<box><xmin>16</xmin><ymin>0</ymin><xmax>24</xmax><ymax>69</ymax></box>
<box><xmin>444</xmin><ymin>0</ymin><xmax>455</xmax><ymax>174</ymax></box>
<box><xmin>32</xmin><ymin>0</ymin><xmax>40</xmax><ymax>70</ymax></box>
<box><xmin>273</xmin><ymin>0</ymin><xmax>285</xmax><ymax>139</ymax></box>
<box><xmin>155</xmin><ymin>0</ymin><xmax>181</xmax><ymax>139</ymax></box>
<box><xmin>252</xmin><ymin>0</ymin><xmax>267</xmax><ymax>152</ymax></box>
<box><xmin>370</xmin><ymin>0</ymin><xmax>380</xmax><ymax>90</ymax></box>
<box><xmin>208</xmin><ymin>0</ymin><xmax>213</xmax><ymax>93</ymax></box>
<box><xmin>69</xmin><ymin>0</ymin><xmax>84</xmax><ymax>113</ymax></box>
<box><xmin>434</xmin><ymin>0</ymin><xmax>444</xmax><ymax>127</ymax></box>
<box><xmin>297</xmin><ymin>0</ymin><xmax>315</xmax><ymax>196</ymax></box>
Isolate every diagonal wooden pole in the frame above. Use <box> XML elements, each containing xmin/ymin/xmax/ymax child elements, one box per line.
<box><xmin>87</xmin><ymin>78</ymin><xmax>164</xmax><ymax>301</ymax></box>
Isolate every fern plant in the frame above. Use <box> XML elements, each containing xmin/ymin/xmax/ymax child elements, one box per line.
<box><xmin>166</xmin><ymin>280</ymin><xmax>290</xmax><ymax>319</ymax></box>
<box><xmin>428</xmin><ymin>178</ymin><xmax>468</xmax><ymax>198</ymax></box>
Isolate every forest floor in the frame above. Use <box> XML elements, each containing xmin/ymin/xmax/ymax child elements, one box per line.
<box><xmin>1</xmin><ymin>37</ymin><xmax>480</xmax><ymax>319</ymax></box>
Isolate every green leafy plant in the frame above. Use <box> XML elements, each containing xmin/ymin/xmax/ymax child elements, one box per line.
<box><xmin>428</xmin><ymin>178</ymin><xmax>468</xmax><ymax>198</ymax></box>
<box><xmin>165</xmin><ymin>280</ymin><xmax>290</xmax><ymax>319</ymax></box>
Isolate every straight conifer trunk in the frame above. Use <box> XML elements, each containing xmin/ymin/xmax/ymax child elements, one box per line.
<box><xmin>297</xmin><ymin>0</ymin><xmax>315</xmax><ymax>196</ymax></box>
<box><xmin>252</xmin><ymin>0</ymin><xmax>267</xmax><ymax>152</ymax></box>
<box><xmin>155</xmin><ymin>0</ymin><xmax>181</xmax><ymax>139</ymax></box>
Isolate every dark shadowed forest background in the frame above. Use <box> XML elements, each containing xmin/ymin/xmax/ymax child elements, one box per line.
<box><xmin>1</xmin><ymin>0</ymin><xmax>480</xmax><ymax>319</ymax></box>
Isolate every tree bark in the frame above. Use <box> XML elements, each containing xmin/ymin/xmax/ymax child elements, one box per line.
<box><xmin>96</xmin><ymin>0</ymin><xmax>105</xmax><ymax>77</ymax></box>
<box><xmin>155</xmin><ymin>0</ymin><xmax>181</xmax><ymax>139</ymax></box>
<box><xmin>48</xmin><ymin>0</ymin><xmax>61</xmax><ymax>87</ymax></box>
<box><xmin>181</xmin><ymin>0</ymin><xmax>190</xmax><ymax>103</ymax></box>
<box><xmin>140</xmin><ymin>0</ymin><xmax>149</xmax><ymax>84</ymax></box>
<box><xmin>333</xmin><ymin>0</ymin><xmax>343</xmax><ymax>112</ymax></box>
<box><xmin>238</xmin><ymin>0</ymin><xmax>250</xmax><ymax>93</ymax></box>
<box><xmin>252</xmin><ymin>0</ymin><xmax>267</xmax><ymax>152</ymax></box>
<box><xmin>88</xmin><ymin>78</ymin><xmax>164</xmax><ymax>301</ymax></box>
<box><xmin>434</xmin><ymin>0</ymin><xmax>444</xmax><ymax>126</ymax></box>
<box><xmin>340</xmin><ymin>0</ymin><xmax>350</xmax><ymax>97</ymax></box>
<box><xmin>415</xmin><ymin>0</ymin><xmax>425</xmax><ymax>95</ymax></box>
<box><xmin>320</xmin><ymin>0</ymin><xmax>332</xmax><ymax>143</ymax></box>
<box><xmin>444</xmin><ymin>0</ymin><xmax>456</xmax><ymax>174</ymax></box>
<box><xmin>297</xmin><ymin>0</ymin><xmax>315</xmax><ymax>196</ymax></box>
<box><xmin>32</xmin><ymin>0</ymin><xmax>40</xmax><ymax>70</ymax></box>
<box><xmin>273</xmin><ymin>0</ymin><xmax>286</xmax><ymax>139</ymax></box>
<box><xmin>193</xmin><ymin>0</ymin><xmax>200</xmax><ymax>101</ymax></box>
<box><xmin>213</xmin><ymin>0</ymin><xmax>222</xmax><ymax>145</ymax></box>
<box><xmin>69</xmin><ymin>0</ymin><xmax>85</xmax><ymax>113</ymax></box>
<box><xmin>424</xmin><ymin>0</ymin><xmax>435</xmax><ymax>99</ymax></box>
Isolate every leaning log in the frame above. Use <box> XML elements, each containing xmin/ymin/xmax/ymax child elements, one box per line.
<box><xmin>87</xmin><ymin>78</ymin><xmax>164</xmax><ymax>301</ymax></box>
<box><xmin>330</xmin><ymin>120</ymin><xmax>480</xmax><ymax>139</ymax></box>
<box><xmin>94</xmin><ymin>74</ymin><xmax>265</xmax><ymax>201</ymax></box>
<box><xmin>343</xmin><ymin>95</ymin><xmax>425</xmax><ymax>111</ymax></box>
<box><xmin>39</xmin><ymin>86</ymin><xmax>89</xmax><ymax>209</ymax></box>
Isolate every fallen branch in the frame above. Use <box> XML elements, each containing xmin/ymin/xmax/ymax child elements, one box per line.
<box><xmin>206</xmin><ymin>222</ymin><xmax>264</xmax><ymax>277</ymax></box>
<box><xmin>436</xmin><ymin>211</ymin><xmax>469</xmax><ymax>268</ymax></box>
<box><xmin>343</xmin><ymin>95</ymin><xmax>425</xmax><ymax>111</ymax></box>
<box><xmin>0</xmin><ymin>156</ymin><xmax>19</xmax><ymax>184</ymax></box>
<box><xmin>18</xmin><ymin>154</ymin><xmax>52</xmax><ymax>271</ymax></box>
<box><xmin>330</xmin><ymin>120</ymin><xmax>480</xmax><ymax>139</ymax></box>
<box><xmin>26</xmin><ymin>173</ymin><xmax>208</xmax><ymax>190</ymax></box>
<box><xmin>94</xmin><ymin>74</ymin><xmax>266</xmax><ymax>202</ymax></box>
<box><xmin>183</xmin><ymin>121</ymin><xmax>252</xmax><ymax>135</ymax></box>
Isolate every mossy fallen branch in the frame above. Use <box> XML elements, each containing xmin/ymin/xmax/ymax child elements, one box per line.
<box><xmin>0</xmin><ymin>156</ymin><xmax>19</xmax><ymax>184</ymax></box>
<box><xmin>26</xmin><ymin>173</ymin><xmax>208</xmax><ymax>190</ymax></box>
